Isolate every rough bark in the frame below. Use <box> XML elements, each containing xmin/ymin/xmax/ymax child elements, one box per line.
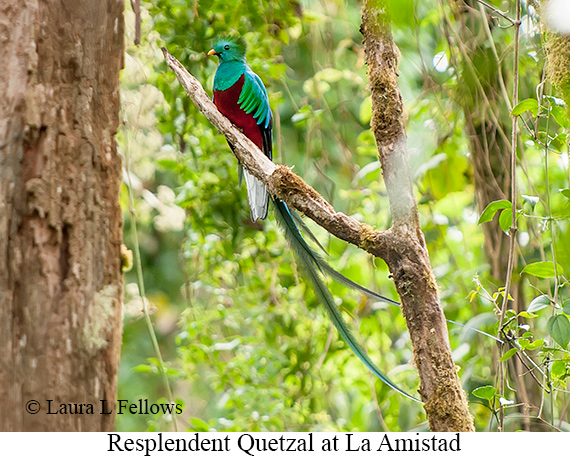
<box><xmin>162</xmin><ymin>2</ymin><xmax>474</xmax><ymax>431</ymax></box>
<box><xmin>360</xmin><ymin>0</ymin><xmax>474</xmax><ymax>432</ymax></box>
<box><xmin>0</xmin><ymin>0</ymin><xmax>124</xmax><ymax>431</ymax></box>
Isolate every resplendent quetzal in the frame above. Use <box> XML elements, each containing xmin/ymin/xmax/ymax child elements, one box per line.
<box><xmin>208</xmin><ymin>36</ymin><xmax>418</xmax><ymax>402</ymax></box>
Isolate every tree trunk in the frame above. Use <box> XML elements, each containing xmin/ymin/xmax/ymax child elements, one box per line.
<box><xmin>360</xmin><ymin>0</ymin><xmax>474</xmax><ymax>432</ymax></box>
<box><xmin>0</xmin><ymin>0</ymin><xmax>124</xmax><ymax>431</ymax></box>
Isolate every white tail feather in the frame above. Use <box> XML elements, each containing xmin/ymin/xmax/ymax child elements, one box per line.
<box><xmin>243</xmin><ymin>169</ymin><xmax>268</xmax><ymax>221</ymax></box>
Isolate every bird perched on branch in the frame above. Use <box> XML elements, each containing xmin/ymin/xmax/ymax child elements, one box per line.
<box><xmin>207</xmin><ymin>35</ymin><xmax>418</xmax><ymax>402</ymax></box>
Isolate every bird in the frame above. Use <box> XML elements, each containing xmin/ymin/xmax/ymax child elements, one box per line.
<box><xmin>208</xmin><ymin>35</ymin><xmax>419</xmax><ymax>402</ymax></box>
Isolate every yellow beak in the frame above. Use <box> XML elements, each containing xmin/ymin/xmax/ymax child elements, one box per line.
<box><xmin>207</xmin><ymin>49</ymin><xmax>218</xmax><ymax>56</ymax></box>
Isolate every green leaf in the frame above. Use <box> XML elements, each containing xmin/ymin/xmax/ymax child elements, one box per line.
<box><xmin>499</xmin><ymin>347</ymin><xmax>518</xmax><ymax>361</ymax></box>
<box><xmin>291</xmin><ymin>106</ymin><xmax>310</xmax><ymax>124</ymax></box>
<box><xmin>472</xmin><ymin>385</ymin><xmax>496</xmax><ymax>400</ymax></box>
<box><xmin>359</xmin><ymin>97</ymin><xmax>372</xmax><ymax>125</ymax></box>
<box><xmin>547</xmin><ymin>315</ymin><xmax>570</xmax><ymax>348</ymax></box>
<box><xmin>498</xmin><ymin>208</ymin><xmax>512</xmax><ymax>233</ymax></box>
<box><xmin>521</xmin><ymin>262</ymin><xmax>563</xmax><ymax>278</ymax></box>
<box><xmin>157</xmin><ymin>159</ymin><xmax>182</xmax><ymax>171</ymax></box>
<box><xmin>478</xmin><ymin>200</ymin><xmax>511</xmax><ymax>224</ymax></box>
<box><xmin>525</xmin><ymin>339</ymin><xmax>544</xmax><ymax>350</ymax></box>
<box><xmin>560</xmin><ymin>188</ymin><xmax>570</xmax><ymax>200</ymax></box>
<box><xmin>548</xmin><ymin>99</ymin><xmax>570</xmax><ymax>128</ymax></box>
<box><xmin>506</xmin><ymin>308</ymin><xmax>516</xmax><ymax>318</ymax></box>
<box><xmin>133</xmin><ymin>364</ymin><xmax>156</xmax><ymax>373</ymax></box>
<box><xmin>188</xmin><ymin>417</ymin><xmax>212</xmax><ymax>432</ymax></box>
<box><xmin>519</xmin><ymin>311</ymin><xmax>538</xmax><ymax>319</ymax></box>
<box><xmin>551</xmin><ymin>360</ymin><xmax>566</xmax><ymax>378</ymax></box>
<box><xmin>511</xmin><ymin>98</ymin><xmax>539</xmax><ymax>117</ymax></box>
<box><xmin>563</xmin><ymin>299</ymin><xmax>570</xmax><ymax>316</ymax></box>
<box><xmin>527</xmin><ymin>294</ymin><xmax>552</xmax><ymax>313</ymax></box>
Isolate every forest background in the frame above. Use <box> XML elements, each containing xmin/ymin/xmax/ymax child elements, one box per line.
<box><xmin>118</xmin><ymin>0</ymin><xmax>570</xmax><ymax>432</ymax></box>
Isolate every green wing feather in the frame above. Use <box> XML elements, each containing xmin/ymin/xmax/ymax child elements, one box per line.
<box><xmin>238</xmin><ymin>68</ymin><xmax>272</xmax><ymax>129</ymax></box>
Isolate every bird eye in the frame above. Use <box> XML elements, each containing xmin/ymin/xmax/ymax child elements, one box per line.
<box><xmin>224</xmin><ymin>45</ymin><xmax>230</xmax><ymax>50</ymax></box>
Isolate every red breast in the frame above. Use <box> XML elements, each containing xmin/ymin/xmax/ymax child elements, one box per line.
<box><xmin>213</xmin><ymin>74</ymin><xmax>264</xmax><ymax>150</ymax></box>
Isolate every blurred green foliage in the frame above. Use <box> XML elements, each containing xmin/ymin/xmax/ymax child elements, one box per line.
<box><xmin>117</xmin><ymin>0</ymin><xmax>570</xmax><ymax>431</ymax></box>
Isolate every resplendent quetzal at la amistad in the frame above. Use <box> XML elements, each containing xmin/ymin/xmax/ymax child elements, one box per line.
<box><xmin>207</xmin><ymin>36</ymin><xmax>418</xmax><ymax>402</ymax></box>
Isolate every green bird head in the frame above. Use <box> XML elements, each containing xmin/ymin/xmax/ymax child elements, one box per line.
<box><xmin>208</xmin><ymin>36</ymin><xmax>247</xmax><ymax>63</ymax></box>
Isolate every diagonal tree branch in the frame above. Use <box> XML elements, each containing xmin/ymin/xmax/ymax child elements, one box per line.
<box><xmin>161</xmin><ymin>46</ymin><xmax>391</xmax><ymax>259</ymax></box>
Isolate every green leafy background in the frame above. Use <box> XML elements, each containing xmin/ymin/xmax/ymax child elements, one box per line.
<box><xmin>117</xmin><ymin>0</ymin><xmax>570</xmax><ymax>432</ymax></box>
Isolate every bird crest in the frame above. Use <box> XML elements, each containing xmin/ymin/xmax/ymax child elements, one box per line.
<box><xmin>211</xmin><ymin>35</ymin><xmax>247</xmax><ymax>62</ymax></box>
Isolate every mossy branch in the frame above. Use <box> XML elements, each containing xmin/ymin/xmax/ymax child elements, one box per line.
<box><xmin>361</xmin><ymin>0</ymin><xmax>475</xmax><ymax>431</ymax></box>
